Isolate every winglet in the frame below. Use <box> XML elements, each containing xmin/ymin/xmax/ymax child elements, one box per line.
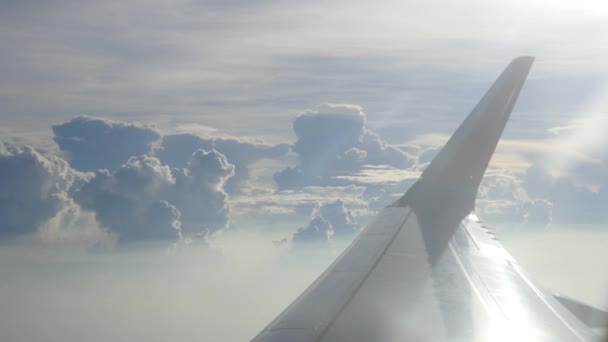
<box><xmin>395</xmin><ymin>57</ymin><xmax>534</xmax><ymax>213</ymax></box>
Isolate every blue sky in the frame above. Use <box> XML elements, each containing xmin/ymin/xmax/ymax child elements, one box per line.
<box><xmin>1</xmin><ymin>1</ymin><xmax>608</xmax><ymax>341</ymax></box>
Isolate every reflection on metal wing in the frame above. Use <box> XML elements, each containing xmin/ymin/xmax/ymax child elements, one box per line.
<box><xmin>251</xmin><ymin>57</ymin><xmax>600</xmax><ymax>342</ymax></box>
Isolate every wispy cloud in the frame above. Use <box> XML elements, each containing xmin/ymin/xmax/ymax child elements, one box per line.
<box><xmin>1</xmin><ymin>0</ymin><xmax>607</xmax><ymax>142</ymax></box>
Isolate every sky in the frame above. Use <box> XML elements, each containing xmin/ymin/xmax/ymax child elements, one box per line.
<box><xmin>1</xmin><ymin>1</ymin><xmax>608</xmax><ymax>341</ymax></box>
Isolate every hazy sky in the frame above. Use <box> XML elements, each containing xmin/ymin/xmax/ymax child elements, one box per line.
<box><xmin>1</xmin><ymin>1</ymin><xmax>607</xmax><ymax>341</ymax></box>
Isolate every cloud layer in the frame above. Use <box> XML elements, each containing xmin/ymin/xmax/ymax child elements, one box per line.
<box><xmin>4</xmin><ymin>107</ymin><xmax>608</xmax><ymax>249</ymax></box>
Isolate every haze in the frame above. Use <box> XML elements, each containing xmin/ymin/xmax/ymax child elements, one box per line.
<box><xmin>0</xmin><ymin>1</ymin><xmax>607</xmax><ymax>341</ymax></box>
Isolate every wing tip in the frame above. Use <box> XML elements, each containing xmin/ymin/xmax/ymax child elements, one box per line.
<box><xmin>511</xmin><ymin>56</ymin><xmax>535</xmax><ymax>69</ymax></box>
<box><xmin>393</xmin><ymin>56</ymin><xmax>535</xmax><ymax>210</ymax></box>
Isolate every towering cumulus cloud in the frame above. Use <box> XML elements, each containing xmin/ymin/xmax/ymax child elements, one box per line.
<box><xmin>274</xmin><ymin>103</ymin><xmax>414</xmax><ymax>190</ymax></box>
<box><xmin>74</xmin><ymin>150</ymin><xmax>234</xmax><ymax>243</ymax></box>
<box><xmin>168</xmin><ymin>149</ymin><xmax>235</xmax><ymax>235</ymax></box>
<box><xmin>74</xmin><ymin>155</ymin><xmax>181</xmax><ymax>242</ymax></box>
<box><xmin>53</xmin><ymin>116</ymin><xmax>162</xmax><ymax>172</ymax></box>
<box><xmin>157</xmin><ymin>133</ymin><xmax>289</xmax><ymax>193</ymax></box>
<box><xmin>0</xmin><ymin>142</ymin><xmax>78</xmax><ymax>237</ymax></box>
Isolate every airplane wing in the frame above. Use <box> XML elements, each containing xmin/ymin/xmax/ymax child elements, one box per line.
<box><xmin>251</xmin><ymin>57</ymin><xmax>600</xmax><ymax>342</ymax></box>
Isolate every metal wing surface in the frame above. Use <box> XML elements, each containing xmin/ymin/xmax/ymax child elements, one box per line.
<box><xmin>251</xmin><ymin>57</ymin><xmax>599</xmax><ymax>342</ymax></box>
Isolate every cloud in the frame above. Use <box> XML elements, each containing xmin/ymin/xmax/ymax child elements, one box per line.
<box><xmin>291</xmin><ymin>199</ymin><xmax>360</xmax><ymax>245</ymax></box>
<box><xmin>524</xmin><ymin>163</ymin><xmax>608</xmax><ymax>224</ymax></box>
<box><xmin>0</xmin><ymin>136</ymin><xmax>237</xmax><ymax>246</ymax></box>
<box><xmin>74</xmin><ymin>150</ymin><xmax>235</xmax><ymax>243</ymax></box>
<box><xmin>74</xmin><ymin>155</ymin><xmax>181</xmax><ymax>243</ymax></box>
<box><xmin>230</xmin><ymin>184</ymin><xmax>372</xmax><ymax>224</ymax></box>
<box><xmin>466</xmin><ymin>107</ymin><xmax>608</xmax><ymax>228</ymax></box>
<box><xmin>168</xmin><ymin>149</ymin><xmax>235</xmax><ymax>235</ymax></box>
<box><xmin>520</xmin><ymin>199</ymin><xmax>553</xmax><ymax>226</ymax></box>
<box><xmin>274</xmin><ymin>103</ymin><xmax>415</xmax><ymax>190</ymax></box>
<box><xmin>156</xmin><ymin>132</ymin><xmax>289</xmax><ymax>193</ymax></box>
<box><xmin>2</xmin><ymin>0</ymin><xmax>607</xmax><ymax>169</ymax></box>
<box><xmin>317</xmin><ymin>199</ymin><xmax>359</xmax><ymax>236</ymax></box>
<box><xmin>475</xmin><ymin>172</ymin><xmax>554</xmax><ymax>228</ymax></box>
<box><xmin>292</xmin><ymin>216</ymin><xmax>333</xmax><ymax>243</ymax></box>
<box><xmin>53</xmin><ymin>116</ymin><xmax>162</xmax><ymax>172</ymax></box>
<box><xmin>52</xmin><ymin>115</ymin><xmax>288</xmax><ymax>194</ymax></box>
<box><xmin>475</xmin><ymin>153</ymin><xmax>607</xmax><ymax>228</ymax></box>
<box><xmin>517</xmin><ymin>102</ymin><xmax>608</xmax><ymax>225</ymax></box>
<box><xmin>0</xmin><ymin>142</ymin><xmax>80</xmax><ymax>238</ymax></box>
<box><xmin>38</xmin><ymin>200</ymin><xmax>116</xmax><ymax>251</ymax></box>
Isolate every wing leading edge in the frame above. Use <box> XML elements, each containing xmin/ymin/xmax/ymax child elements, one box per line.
<box><xmin>251</xmin><ymin>57</ymin><xmax>599</xmax><ymax>342</ymax></box>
